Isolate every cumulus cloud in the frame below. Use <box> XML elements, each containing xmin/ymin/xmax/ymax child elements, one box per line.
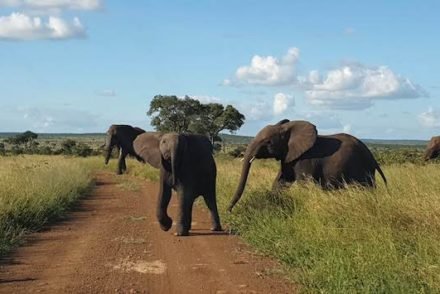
<box><xmin>0</xmin><ymin>12</ymin><xmax>85</xmax><ymax>40</ymax></box>
<box><xmin>224</xmin><ymin>47</ymin><xmax>300</xmax><ymax>86</ymax></box>
<box><xmin>419</xmin><ymin>107</ymin><xmax>440</xmax><ymax>128</ymax></box>
<box><xmin>304</xmin><ymin>63</ymin><xmax>427</xmax><ymax>110</ymax></box>
<box><xmin>273</xmin><ymin>92</ymin><xmax>294</xmax><ymax>115</ymax></box>
<box><xmin>0</xmin><ymin>0</ymin><xmax>102</xmax><ymax>11</ymax></box>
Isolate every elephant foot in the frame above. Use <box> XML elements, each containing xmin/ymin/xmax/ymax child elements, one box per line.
<box><xmin>211</xmin><ymin>225</ymin><xmax>223</xmax><ymax>232</ymax></box>
<box><xmin>175</xmin><ymin>230</ymin><xmax>190</xmax><ymax>236</ymax></box>
<box><xmin>159</xmin><ymin>216</ymin><xmax>173</xmax><ymax>231</ymax></box>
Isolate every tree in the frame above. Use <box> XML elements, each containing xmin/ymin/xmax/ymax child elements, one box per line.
<box><xmin>190</xmin><ymin>103</ymin><xmax>245</xmax><ymax>144</ymax></box>
<box><xmin>147</xmin><ymin>95</ymin><xmax>202</xmax><ymax>133</ymax></box>
<box><xmin>147</xmin><ymin>95</ymin><xmax>246</xmax><ymax>144</ymax></box>
<box><xmin>6</xmin><ymin>131</ymin><xmax>38</xmax><ymax>146</ymax></box>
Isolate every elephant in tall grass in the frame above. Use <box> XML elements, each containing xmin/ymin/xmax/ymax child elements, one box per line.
<box><xmin>104</xmin><ymin>125</ymin><xmax>146</xmax><ymax>174</ymax></box>
<box><xmin>157</xmin><ymin>133</ymin><xmax>222</xmax><ymax>236</ymax></box>
<box><xmin>228</xmin><ymin>119</ymin><xmax>387</xmax><ymax>212</ymax></box>
<box><xmin>424</xmin><ymin>136</ymin><xmax>440</xmax><ymax>161</ymax></box>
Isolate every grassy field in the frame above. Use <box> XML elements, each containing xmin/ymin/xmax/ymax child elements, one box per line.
<box><xmin>0</xmin><ymin>156</ymin><xmax>96</xmax><ymax>256</ymax></box>
<box><xmin>114</xmin><ymin>156</ymin><xmax>440</xmax><ymax>293</ymax></box>
<box><xmin>1</xmin><ymin>153</ymin><xmax>439</xmax><ymax>292</ymax></box>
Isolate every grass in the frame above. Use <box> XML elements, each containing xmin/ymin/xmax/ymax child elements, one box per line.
<box><xmin>2</xmin><ymin>153</ymin><xmax>439</xmax><ymax>292</ymax></box>
<box><xmin>112</xmin><ymin>155</ymin><xmax>440</xmax><ymax>292</ymax></box>
<box><xmin>0</xmin><ymin>155</ymin><xmax>95</xmax><ymax>256</ymax></box>
<box><xmin>214</xmin><ymin>158</ymin><xmax>440</xmax><ymax>293</ymax></box>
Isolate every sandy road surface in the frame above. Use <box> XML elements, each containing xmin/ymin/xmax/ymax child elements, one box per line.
<box><xmin>0</xmin><ymin>172</ymin><xmax>295</xmax><ymax>293</ymax></box>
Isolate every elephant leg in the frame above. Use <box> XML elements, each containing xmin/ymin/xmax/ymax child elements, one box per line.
<box><xmin>121</xmin><ymin>156</ymin><xmax>127</xmax><ymax>173</ymax></box>
<box><xmin>271</xmin><ymin>168</ymin><xmax>294</xmax><ymax>192</ymax></box>
<box><xmin>176</xmin><ymin>190</ymin><xmax>194</xmax><ymax>236</ymax></box>
<box><xmin>117</xmin><ymin>150</ymin><xmax>127</xmax><ymax>175</ymax></box>
<box><xmin>156</xmin><ymin>170</ymin><xmax>173</xmax><ymax>231</ymax></box>
<box><xmin>203</xmin><ymin>190</ymin><xmax>222</xmax><ymax>232</ymax></box>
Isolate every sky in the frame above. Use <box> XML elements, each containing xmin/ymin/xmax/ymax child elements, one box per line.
<box><xmin>0</xmin><ymin>0</ymin><xmax>439</xmax><ymax>139</ymax></box>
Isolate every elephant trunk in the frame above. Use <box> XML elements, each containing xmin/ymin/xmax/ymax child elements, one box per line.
<box><xmin>227</xmin><ymin>143</ymin><xmax>257</xmax><ymax>212</ymax></box>
<box><xmin>104</xmin><ymin>135</ymin><xmax>113</xmax><ymax>165</ymax></box>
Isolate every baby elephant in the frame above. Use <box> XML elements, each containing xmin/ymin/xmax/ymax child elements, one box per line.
<box><xmin>157</xmin><ymin>133</ymin><xmax>222</xmax><ymax>236</ymax></box>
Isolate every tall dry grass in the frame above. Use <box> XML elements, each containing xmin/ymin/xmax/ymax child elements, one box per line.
<box><xmin>113</xmin><ymin>155</ymin><xmax>440</xmax><ymax>291</ymax></box>
<box><xmin>215</xmin><ymin>158</ymin><xmax>440</xmax><ymax>293</ymax></box>
<box><xmin>0</xmin><ymin>155</ymin><xmax>94</xmax><ymax>255</ymax></box>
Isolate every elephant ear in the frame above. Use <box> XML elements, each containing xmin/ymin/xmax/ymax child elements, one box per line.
<box><xmin>283</xmin><ymin>121</ymin><xmax>317</xmax><ymax>163</ymax></box>
<box><xmin>133</xmin><ymin>134</ymin><xmax>162</xmax><ymax>169</ymax></box>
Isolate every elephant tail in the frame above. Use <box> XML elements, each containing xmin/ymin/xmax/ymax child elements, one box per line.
<box><xmin>375</xmin><ymin>163</ymin><xmax>387</xmax><ymax>186</ymax></box>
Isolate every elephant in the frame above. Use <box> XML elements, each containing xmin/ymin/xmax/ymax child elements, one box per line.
<box><xmin>104</xmin><ymin>124</ymin><xmax>146</xmax><ymax>174</ymax></box>
<box><xmin>132</xmin><ymin>132</ymin><xmax>163</xmax><ymax>168</ymax></box>
<box><xmin>227</xmin><ymin>119</ymin><xmax>387</xmax><ymax>212</ymax></box>
<box><xmin>157</xmin><ymin>133</ymin><xmax>222</xmax><ymax>236</ymax></box>
<box><xmin>424</xmin><ymin>136</ymin><xmax>440</xmax><ymax>161</ymax></box>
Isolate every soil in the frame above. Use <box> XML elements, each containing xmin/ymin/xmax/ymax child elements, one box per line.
<box><xmin>0</xmin><ymin>172</ymin><xmax>295</xmax><ymax>293</ymax></box>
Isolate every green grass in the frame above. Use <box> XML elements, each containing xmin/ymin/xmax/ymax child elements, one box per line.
<box><xmin>2</xmin><ymin>153</ymin><xmax>439</xmax><ymax>292</ymax></box>
<box><xmin>0</xmin><ymin>155</ymin><xmax>95</xmax><ymax>256</ymax></box>
<box><xmin>115</xmin><ymin>156</ymin><xmax>440</xmax><ymax>292</ymax></box>
<box><xmin>214</xmin><ymin>158</ymin><xmax>440</xmax><ymax>293</ymax></box>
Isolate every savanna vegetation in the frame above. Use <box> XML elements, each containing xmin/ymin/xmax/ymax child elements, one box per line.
<box><xmin>1</xmin><ymin>132</ymin><xmax>439</xmax><ymax>292</ymax></box>
<box><xmin>119</xmin><ymin>156</ymin><xmax>440</xmax><ymax>293</ymax></box>
<box><xmin>0</xmin><ymin>156</ymin><xmax>98</xmax><ymax>256</ymax></box>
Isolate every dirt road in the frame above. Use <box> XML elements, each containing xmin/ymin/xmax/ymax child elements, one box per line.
<box><xmin>0</xmin><ymin>172</ymin><xmax>295</xmax><ymax>293</ymax></box>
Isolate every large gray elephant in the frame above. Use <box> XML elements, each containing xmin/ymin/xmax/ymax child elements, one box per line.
<box><xmin>104</xmin><ymin>124</ymin><xmax>146</xmax><ymax>174</ymax></box>
<box><xmin>424</xmin><ymin>136</ymin><xmax>440</xmax><ymax>161</ymax></box>
<box><xmin>228</xmin><ymin>119</ymin><xmax>387</xmax><ymax>212</ymax></box>
<box><xmin>157</xmin><ymin>133</ymin><xmax>222</xmax><ymax>236</ymax></box>
<box><xmin>132</xmin><ymin>132</ymin><xmax>163</xmax><ymax>168</ymax></box>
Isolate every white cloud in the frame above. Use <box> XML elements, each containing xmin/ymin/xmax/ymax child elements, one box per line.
<box><xmin>191</xmin><ymin>95</ymin><xmax>222</xmax><ymax>104</ymax></box>
<box><xmin>19</xmin><ymin>106</ymin><xmax>99</xmax><ymax>132</ymax></box>
<box><xmin>273</xmin><ymin>92</ymin><xmax>294</xmax><ymax>115</ymax></box>
<box><xmin>419</xmin><ymin>107</ymin><xmax>440</xmax><ymax>128</ymax></box>
<box><xmin>0</xmin><ymin>0</ymin><xmax>102</xmax><ymax>11</ymax></box>
<box><xmin>224</xmin><ymin>47</ymin><xmax>300</xmax><ymax>86</ymax></box>
<box><xmin>0</xmin><ymin>12</ymin><xmax>85</xmax><ymax>40</ymax></box>
<box><xmin>97</xmin><ymin>89</ymin><xmax>116</xmax><ymax>97</ymax></box>
<box><xmin>343</xmin><ymin>124</ymin><xmax>352</xmax><ymax>133</ymax></box>
<box><xmin>304</xmin><ymin>63</ymin><xmax>427</xmax><ymax>110</ymax></box>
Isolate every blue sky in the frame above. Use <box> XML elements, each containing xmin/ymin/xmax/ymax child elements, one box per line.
<box><xmin>0</xmin><ymin>0</ymin><xmax>439</xmax><ymax>139</ymax></box>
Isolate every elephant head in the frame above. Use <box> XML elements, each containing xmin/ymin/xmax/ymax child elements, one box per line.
<box><xmin>227</xmin><ymin>119</ymin><xmax>317</xmax><ymax>212</ymax></box>
<box><xmin>104</xmin><ymin>125</ymin><xmax>145</xmax><ymax>164</ymax></box>
<box><xmin>104</xmin><ymin>125</ymin><xmax>118</xmax><ymax>164</ymax></box>
<box><xmin>159</xmin><ymin>133</ymin><xmax>187</xmax><ymax>186</ymax></box>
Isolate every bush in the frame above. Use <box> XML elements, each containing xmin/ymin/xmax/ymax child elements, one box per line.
<box><xmin>228</xmin><ymin>145</ymin><xmax>247</xmax><ymax>157</ymax></box>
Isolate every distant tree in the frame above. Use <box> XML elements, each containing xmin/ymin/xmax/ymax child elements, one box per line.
<box><xmin>147</xmin><ymin>95</ymin><xmax>245</xmax><ymax>144</ymax></box>
<box><xmin>6</xmin><ymin>131</ymin><xmax>38</xmax><ymax>146</ymax></box>
<box><xmin>147</xmin><ymin>95</ymin><xmax>202</xmax><ymax>133</ymax></box>
<box><xmin>189</xmin><ymin>103</ymin><xmax>245</xmax><ymax>144</ymax></box>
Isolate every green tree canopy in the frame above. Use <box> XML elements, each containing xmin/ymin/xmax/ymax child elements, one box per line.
<box><xmin>147</xmin><ymin>95</ymin><xmax>245</xmax><ymax>143</ymax></box>
<box><xmin>5</xmin><ymin>131</ymin><xmax>38</xmax><ymax>145</ymax></box>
